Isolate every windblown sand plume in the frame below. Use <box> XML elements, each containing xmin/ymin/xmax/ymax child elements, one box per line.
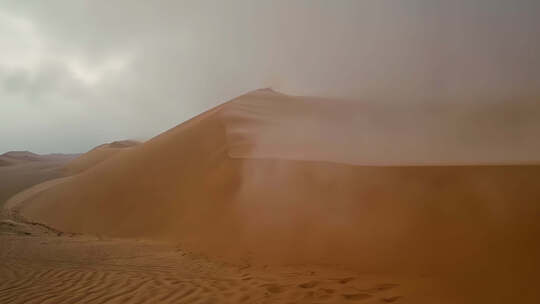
<box><xmin>18</xmin><ymin>89</ymin><xmax>540</xmax><ymax>302</ymax></box>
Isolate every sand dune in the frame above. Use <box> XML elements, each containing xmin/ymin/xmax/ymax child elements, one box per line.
<box><xmin>0</xmin><ymin>151</ymin><xmax>78</xmax><ymax>165</ymax></box>
<box><xmin>0</xmin><ymin>151</ymin><xmax>43</xmax><ymax>167</ymax></box>
<box><xmin>63</xmin><ymin>140</ymin><xmax>140</xmax><ymax>175</ymax></box>
<box><xmin>19</xmin><ymin>89</ymin><xmax>540</xmax><ymax>302</ymax></box>
<box><xmin>0</xmin><ymin>153</ymin><xmax>77</xmax><ymax>213</ymax></box>
<box><xmin>1</xmin><ymin>151</ymin><xmax>43</xmax><ymax>162</ymax></box>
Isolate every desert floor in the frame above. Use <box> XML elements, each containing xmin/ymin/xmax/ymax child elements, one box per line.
<box><xmin>0</xmin><ymin>232</ymin><xmax>442</xmax><ymax>304</ymax></box>
<box><xmin>0</xmin><ymin>174</ymin><xmax>444</xmax><ymax>304</ymax></box>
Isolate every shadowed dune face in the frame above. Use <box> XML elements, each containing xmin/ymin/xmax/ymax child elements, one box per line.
<box><xmin>22</xmin><ymin>90</ymin><xmax>540</xmax><ymax>301</ymax></box>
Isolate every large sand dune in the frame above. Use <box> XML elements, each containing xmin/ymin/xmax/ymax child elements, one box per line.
<box><xmin>20</xmin><ymin>89</ymin><xmax>540</xmax><ymax>302</ymax></box>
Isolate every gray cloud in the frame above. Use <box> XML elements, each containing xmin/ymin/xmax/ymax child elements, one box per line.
<box><xmin>0</xmin><ymin>0</ymin><xmax>539</xmax><ymax>159</ymax></box>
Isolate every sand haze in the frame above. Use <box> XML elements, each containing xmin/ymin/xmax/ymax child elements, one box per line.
<box><xmin>2</xmin><ymin>1</ymin><xmax>540</xmax><ymax>303</ymax></box>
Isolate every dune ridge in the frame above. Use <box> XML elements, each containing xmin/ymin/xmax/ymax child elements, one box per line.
<box><xmin>63</xmin><ymin>140</ymin><xmax>140</xmax><ymax>175</ymax></box>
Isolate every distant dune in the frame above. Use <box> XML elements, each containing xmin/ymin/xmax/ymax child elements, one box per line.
<box><xmin>20</xmin><ymin>89</ymin><xmax>540</xmax><ymax>302</ymax></box>
<box><xmin>0</xmin><ymin>152</ymin><xmax>78</xmax><ymax>212</ymax></box>
<box><xmin>0</xmin><ymin>151</ymin><xmax>42</xmax><ymax>167</ymax></box>
<box><xmin>1</xmin><ymin>151</ymin><xmax>42</xmax><ymax>162</ymax></box>
<box><xmin>63</xmin><ymin>140</ymin><xmax>140</xmax><ymax>175</ymax></box>
<box><xmin>0</xmin><ymin>151</ymin><xmax>79</xmax><ymax>166</ymax></box>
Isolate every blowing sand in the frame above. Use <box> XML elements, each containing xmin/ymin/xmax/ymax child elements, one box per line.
<box><xmin>2</xmin><ymin>89</ymin><xmax>539</xmax><ymax>303</ymax></box>
<box><xmin>1</xmin><ymin>173</ymin><xmax>446</xmax><ymax>304</ymax></box>
<box><xmin>1</xmin><ymin>177</ymin><xmax>445</xmax><ymax>304</ymax></box>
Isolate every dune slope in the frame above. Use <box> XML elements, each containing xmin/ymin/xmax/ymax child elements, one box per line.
<box><xmin>22</xmin><ymin>89</ymin><xmax>540</xmax><ymax>302</ymax></box>
<box><xmin>0</xmin><ymin>153</ymin><xmax>78</xmax><ymax>212</ymax></box>
<box><xmin>63</xmin><ymin>140</ymin><xmax>140</xmax><ymax>175</ymax></box>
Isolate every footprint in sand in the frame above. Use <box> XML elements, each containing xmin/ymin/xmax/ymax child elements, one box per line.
<box><xmin>339</xmin><ymin>277</ymin><xmax>355</xmax><ymax>284</ymax></box>
<box><xmin>343</xmin><ymin>293</ymin><xmax>372</xmax><ymax>301</ymax></box>
<box><xmin>239</xmin><ymin>295</ymin><xmax>251</xmax><ymax>302</ymax></box>
<box><xmin>311</xmin><ymin>288</ymin><xmax>335</xmax><ymax>300</ymax></box>
<box><xmin>262</xmin><ymin>283</ymin><xmax>284</xmax><ymax>294</ymax></box>
<box><xmin>298</xmin><ymin>281</ymin><xmax>318</xmax><ymax>288</ymax></box>
<box><xmin>321</xmin><ymin>288</ymin><xmax>335</xmax><ymax>294</ymax></box>
<box><xmin>381</xmin><ymin>296</ymin><xmax>402</xmax><ymax>303</ymax></box>
<box><xmin>363</xmin><ymin>283</ymin><xmax>399</xmax><ymax>293</ymax></box>
<box><xmin>374</xmin><ymin>283</ymin><xmax>399</xmax><ymax>291</ymax></box>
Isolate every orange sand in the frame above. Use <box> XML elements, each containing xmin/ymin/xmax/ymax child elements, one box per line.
<box><xmin>19</xmin><ymin>89</ymin><xmax>540</xmax><ymax>302</ymax></box>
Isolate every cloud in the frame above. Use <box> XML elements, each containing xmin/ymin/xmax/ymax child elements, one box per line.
<box><xmin>0</xmin><ymin>0</ymin><xmax>539</xmax><ymax>158</ymax></box>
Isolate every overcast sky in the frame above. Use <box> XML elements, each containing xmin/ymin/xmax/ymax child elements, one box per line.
<box><xmin>1</xmin><ymin>0</ymin><xmax>539</xmax><ymax>156</ymax></box>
